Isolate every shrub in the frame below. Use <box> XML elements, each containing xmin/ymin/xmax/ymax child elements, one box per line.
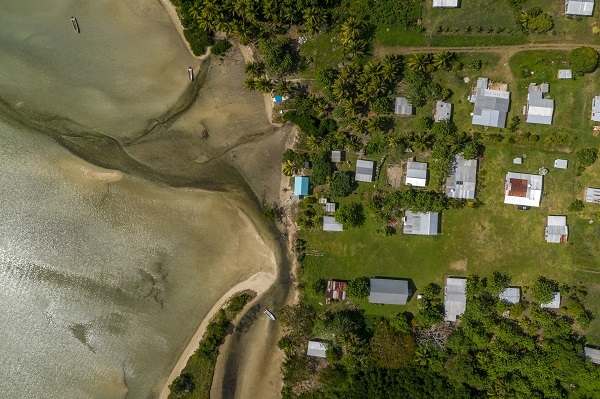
<box><xmin>569</xmin><ymin>200</ymin><xmax>584</xmax><ymax>212</ymax></box>
<box><xmin>347</xmin><ymin>276</ymin><xmax>370</xmax><ymax>299</ymax></box>
<box><xmin>532</xmin><ymin>276</ymin><xmax>559</xmax><ymax>304</ymax></box>
<box><xmin>211</xmin><ymin>39</ymin><xmax>232</xmax><ymax>55</ymax></box>
<box><xmin>418</xmin><ymin>116</ymin><xmax>434</xmax><ymax>130</ymax></box>
<box><xmin>569</xmin><ymin>47</ymin><xmax>599</xmax><ymax>76</ymax></box>
<box><xmin>330</xmin><ymin>171</ymin><xmax>354</xmax><ymax>197</ymax></box>
<box><xmin>576</xmin><ymin>148</ymin><xmax>599</xmax><ymax>167</ymax></box>
<box><xmin>335</xmin><ymin>202</ymin><xmax>365</xmax><ymax>228</ymax></box>
<box><xmin>183</xmin><ymin>28</ymin><xmax>212</xmax><ymax>56</ymax></box>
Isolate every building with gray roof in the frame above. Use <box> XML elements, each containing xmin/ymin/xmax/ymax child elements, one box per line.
<box><xmin>444</xmin><ymin>277</ymin><xmax>467</xmax><ymax>321</ymax></box>
<box><xmin>545</xmin><ymin>216</ymin><xmax>568</xmax><ymax>243</ymax></box>
<box><xmin>445</xmin><ymin>153</ymin><xmax>478</xmax><ymax>199</ymax></box>
<box><xmin>586</xmin><ymin>187</ymin><xmax>600</xmax><ymax>203</ymax></box>
<box><xmin>331</xmin><ymin>150</ymin><xmax>344</xmax><ymax>163</ymax></box>
<box><xmin>554</xmin><ymin>159</ymin><xmax>568</xmax><ymax>169</ymax></box>
<box><xmin>557</xmin><ymin>69</ymin><xmax>573</xmax><ymax>79</ymax></box>
<box><xmin>394</xmin><ymin>97</ymin><xmax>414</xmax><ymax>116</ymax></box>
<box><xmin>433</xmin><ymin>0</ymin><xmax>459</xmax><ymax>6</ymax></box>
<box><xmin>435</xmin><ymin>101</ymin><xmax>452</xmax><ymax>122</ymax></box>
<box><xmin>499</xmin><ymin>287</ymin><xmax>521</xmax><ymax>304</ymax></box>
<box><xmin>369</xmin><ymin>278</ymin><xmax>410</xmax><ymax>305</ymax></box>
<box><xmin>565</xmin><ymin>0</ymin><xmax>594</xmax><ymax>16</ymax></box>
<box><xmin>405</xmin><ymin>160</ymin><xmax>428</xmax><ymax>187</ymax></box>
<box><xmin>526</xmin><ymin>83</ymin><xmax>554</xmax><ymax>125</ymax></box>
<box><xmin>504</xmin><ymin>172</ymin><xmax>543</xmax><ymax>207</ymax></box>
<box><xmin>541</xmin><ymin>292</ymin><xmax>561</xmax><ymax>309</ymax></box>
<box><xmin>592</xmin><ymin>96</ymin><xmax>600</xmax><ymax>122</ymax></box>
<box><xmin>585</xmin><ymin>346</ymin><xmax>600</xmax><ymax>364</ymax></box>
<box><xmin>323</xmin><ymin>216</ymin><xmax>343</xmax><ymax>232</ymax></box>
<box><xmin>355</xmin><ymin>159</ymin><xmax>375</xmax><ymax>182</ymax></box>
<box><xmin>306</xmin><ymin>340</ymin><xmax>327</xmax><ymax>358</ymax></box>
<box><xmin>403</xmin><ymin>211</ymin><xmax>439</xmax><ymax>235</ymax></box>
<box><xmin>470</xmin><ymin>77</ymin><xmax>510</xmax><ymax>128</ymax></box>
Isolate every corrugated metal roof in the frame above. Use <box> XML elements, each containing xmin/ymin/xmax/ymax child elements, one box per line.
<box><xmin>586</xmin><ymin>187</ymin><xmax>600</xmax><ymax>203</ymax></box>
<box><xmin>585</xmin><ymin>346</ymin><xmax>600</xmax><ymax>364</ymax></box>
<box><xmin>554</xmin><ymin>159</ymin><xmax>568</xmax><ymax>169</ymax></box>
<box><xmin>526</xmin><ymin>85</ymin><xmax>554</xmax><ymax>125</ymax></box>
<box><xmin>369</xmin><ymin>278</ymin><xmax>409</xmax><ymax>305</ymax></box>
<box><xmin>331</xmin><ymin>150</ymin><xmax>344</xmax><ymax>163</ymax></box>
<box><xmin>558</xmin><ymin>70</ymin><xmax>572</xmax><ymax>79</ymax></box>
<box><xmin>566</xmin><ymin>0</ymin><xmax>594</xmax><ymax>16</ymax></box>
<box><xmin>504</xmin><ymin>172</ymin><xmax>543</xmax><ymax>207</ymax></box>
<box><xmin>499</xmin><ymin>287</ymin><xmax>521</xmax><ymax>304</ymax></box>
<box><xmin>471</xmin><ymin>78</ymin><xmax>510</xmax><ymax>127</ymax></box>
<box><xmin>403</xmin><ymin>211</ymin><xmax>439</xmax><ymax>235</ymax></box>
<box><xmin>433</xmin><ymin>0</ymin><xmax>459</xmax><ymax>6</ymax></box>
<box><xmin>406</xmin><ymin>161</ymin><xmax>428</xmax><ymax>186</ymax></box>
<box><xmin>323</xmin><ymin>216</ymin><xmax>343</xmax><ymax>231</ymax></box>
<box><xmin>444</xmin><ymin>277</ymin><xmax>467</xmax><ymax>321</ymax></box>
<box><xmin>307</xmin><ymin>340</ymin><xmax>327</xmax><ymax>357</ymax></box>
<box><xmin>541</xmin><ymin>292</ymin><xmax>561</xmax><ymax>309</ymax></box>
<box><xmin>435</xmin><ymin>101</ymin><xmax>452</xmax><ymax>122</ymax></box>
<box><xmin>294</xmin><ymin>176</ymin><xmax>309</xmax><ymax>196</ymax></box>
<box><xmin>326</xmin><ymin>280</ymin><xmax>347</xmax><ymax>302</ymax></box>
<box><xmin>394</xmin><ymin>97</ymin><xmax>414</xmax><ymax>116</ymax></box>
<box><xmin>355</xmin><ymin>159</ymin><xmax>375</xmax><ymax>182</ymax></box>
<box><xmin>325</xmin><ymin>202</ymin><xmax>336</xmax><ymax>213</ymax></box>
<box><xmin>445</xmin><ymin>153</ymin><xmax>478</xmax><ymax>199</ymax></box>
<box><xmin>592</xmin><ymin>97</ymin><xmax>600</xmax><ymax>122</ymax></box>
<box><xmin>546</xmin><ymin>215</ymin><xmax>568</xmax><ymax>243</ymax></box>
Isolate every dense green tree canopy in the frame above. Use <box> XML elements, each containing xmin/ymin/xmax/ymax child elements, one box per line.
<box><xmin>335</xmin><ymin>202</ymin><xmax>365</xmax><ymax>228</ymax></box>
<box><xmin>532</xmin><ymin>276</ymin><xmax>559</xmax><ymax>303</ymax></box>
<box><xmin>569</xmin><ymin>47</ymin><xmax>599</xmax><ymax>75</ymax></box>
<box><xmin>330</xmin><ymin>171</ymin><xmax>354</xmax><ymax>198</ymax></box>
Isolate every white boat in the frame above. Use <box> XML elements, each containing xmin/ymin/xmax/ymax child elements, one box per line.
<box><xmin>187</xmin><ymin>67</ymin><xmax>193</xmax><ymax>81</ymax></box>
<box><xmin>71</xmin><ymin>17</ymin><xmax>80</xmax><ymax>33</ymax></box>
<box><xmin>263</xmin><ymin>309</ymin><xmax>275</xmax><ymax>320</ymax></box>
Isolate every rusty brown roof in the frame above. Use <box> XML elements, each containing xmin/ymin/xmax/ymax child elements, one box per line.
<box><xmin>508</xmin><ymin>178</ymin><xmax>528</xmax><ymax>197</ymax></box>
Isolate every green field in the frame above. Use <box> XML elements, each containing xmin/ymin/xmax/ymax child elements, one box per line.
<box><xmin>423</xmin><ymin>0</ymin><xmax>519</xmax><ymax>33</ymax></box>
<box><xmin>297</xmin><ymin>49</ymin><xmax>600</xmax><ymax>342</ymax></box>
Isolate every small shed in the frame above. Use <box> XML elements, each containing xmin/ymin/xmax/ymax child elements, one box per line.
<box><xmin>432</xmin><ymin>0</ymin><xmax>459</xmax><ymax>7</ymax></box>
<box><xmin>499</xmin><ymin>287</ymin><xmax>521</xmax><ymax>304</ymax></box>
<box><xmin>557</xmin><ymin>69</ymin><xmax>573</xmax><ymax>79</ymax></box>
<box><xmin>584</xmin><ymin>346</ymin><xmax>600</xmax><ymax>364</ymax></box>
<box><xmin>306</xmin><ymin>341</ymin><xmax>327</xmax><ymax>358</ymax></box>
<box><xmin>565</xmin><ymin>0</ymin><xmax>594</xmax><ymax>16</ymax></box>
<box><xmin>546</xmin><ymin>216</ymin><xmax>568</xmax><ymax>243</ymax></box>
<box><xmin>592</xmin><ymin>96</ymin><xmax>600</xmax><ymax>122</ymax></box>
<box><xmin>554</xmin><ymin>159</ymin><xmax>568</xmax><ymax>169</ymax></box>
<box><xmin>294</xmin><ymin>176</ymin><xmax>309</xmax><ymax>197</ymax></box>
<box><xmin>355</xmin><ymin>159</ymin><xmax>375</xmax><ymax>182</ymax></box>
<box><xmin>394</xmin><ymin>97</ymin><xmax>414</xmax><ymax>116</ymax></box>
<box><xmin>326</xmin><ymin>280</ymin><xmax>347</xmax><ymax>304</ymax></box>
<box><xmin>541</xmin><ymin>292</ymin><xmax>561</xmax><ymax>309</ymax></box>
<box><xmin>325</xmin><ymin>202</ymin><xmax>336</xmax><ymax>213</ymax></box>
<box><xmin>444</xmin><ymin>277</ymin><xmax>467</xmax><ymax>321</ymax></box>
<box><xmin>403</xmin><ymin>211</ymin><xmax>439</xmax><ymax>236</ymax></box>
<box><xmin>369</xmin><ymin>278</ymin><xmax>410</xmax><ymax>305</ymax></box>
<box><xmin>331</xmin><ymin>150</ymin><xmax>344</xmax><ymax>163</ymax></box>
<box><xmin>586</xmin><ymin>187</ymin><xmax>600</xmax><ymax>203</ymax></box>
<box><xmin>513</xmin><ymin>157</ymin><xmax>523</xmax><ymax>165</ymax></box>
<box><xmin>405</xmin><ymin>160</ymin><xmax>428</xmax><ymax>187</ymax></box>
<box><xmin>435</xmin><ymin>100</ymin><xmax>452</xmax><ymax>122</ymax></box>
<box><xmin>323</xmin><ymin>216</ymin><xmax>343</xmax><ymax>232</ymax></box>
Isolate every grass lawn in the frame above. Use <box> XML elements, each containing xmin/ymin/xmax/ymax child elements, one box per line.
<box><xmin>523</xmin><ymin>0</ymin><xmax>598</xmax><ymax>43</ymax></box>
<box><xmin>422</xmin><ymin>0</ymin><xmax>519</xmax><ymax>33</ymax></box>
<box><xmin>297</xmin><ymin>49</ymin><xmax>600</xmax><ymax>342</ymax></box>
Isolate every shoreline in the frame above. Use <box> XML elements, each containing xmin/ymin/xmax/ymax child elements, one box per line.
<box><xmin>158</xmin><ymin>271</ymin><xmax>276</xmax><ymax>399</ymax></box>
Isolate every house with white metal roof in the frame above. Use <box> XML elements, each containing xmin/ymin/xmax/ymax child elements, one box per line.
<box><xmin>541</xmin><ymin>292</ymin><xmax>561</xmax><ymax>309</ymax></box>
<box><xmin>565</xmin><ymin>0</ymin><xmax>594</xmax><ymax>16</ymax></box>
<box><xmin>433</xmin><ymin>0</ymin><xmax>459</xmax><ymax>7</ymax></box>
<box><xmin>585</xmin><ymin>346</ymin><xmax>600</xmax><ymax>364</ymax></box>
<box><xmin>526</xmin><ymin>83</ymin><xmax>554</xmax><ymax>125</ymax></box>
<box><xmin>445</xmin><ymin>153</ymin><xmax>478</xmax><ymax>199</ymax></box>
<box><xmin>586</xmin><ymin>187</ymin><xmax>600</xmax><ymax>203</ymax></box>
<box><xmin>306</xmin><ymin>340</ymin><xmax>327</xmax><ymax>358</ymax></box>
<box><xmin>394</xmin><ymin>97</ymin><xmax>414</xmax><ymax>116</ymax></box>
<box><xmin>592</xmin><ymin>96</ymin><xmax>600</xmax><ymax>122</ymax></box>
<box><xmin>323</xmin><ymin>216</ymin><xmax>343</xmax><ymax>232</ymax></box>
<box><xmin>405</xmin><ymin>160</ymin><xmax>428</xmax><ymax>187</ymax></box>
<box><xmin>331</xmin><ymin>150</ymin><xmax>344</xmax><ymax>163</ymax></box>
<box><xmin>369</xmin><ymin>278</ymin><xmax>410</xmax><ymax>305</ymax></box>
<box><xmin>504</xmin><ymin>172</ymin><xmax>543</xmax><ymax>207</ymax></box>
<box><xmin>499</xmin><ymin>287</ymin><xmax>521</xmax><ymax>304</ymax></box>
<box><xmin>435</xmin><ymin>101</ymin><xmax>452</xmax><ymax>122</ymax></box>
<box><xmin>403</xmin><ymin>211</ymin><xmax>439</xmax><ymax>236</ymax></box>
<box><xmin>557</xmin><ymin>69</ymin><xmax>573</xmax><ymax>79</ymax></box>
<box><xmin>444</xmin><ymin>277</ymin><xmax>467</xmax><ymax>321</ymax></box>
<box><xmin>355</xmin><ymin>159</ymin><xmax>375</xmax><ymax>182</ymax></box>
<box><xmin>470</xmin><ymin>77</ymin><xmax>510</xmax><ymax>128</ymax></box>
<box><xmin>545</xmin><ymin>216</ymin><xmax>568</xmax><ymax>243</ymax></box>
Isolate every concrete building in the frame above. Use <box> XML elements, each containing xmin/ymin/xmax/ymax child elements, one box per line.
<box><xmin>306</xmin><ymin>341</ymin><xmax>327</xmax><ymax>358</ymax></box>
<box><xmin>565</xmin><ymin>0</ymin><xmax>594</xmax><ymax>16</ymax></box>
<box><xmin>405</xmin><ymin>160</ymin><xmax>428</xmax><ymax>187</ymax></box>
<box><xmin>435</xmin><ymin>100</ymin><xmax>452</xmax><ymax>122</ymax></box>
<box><xmin>394</xmin><ymin>97</ymin><xmax>414</xmax><ymax>116</ymax></box>
<box><xmin>355</xmin><ymin>159</ymin><xmax>375</xmax><ymax>182</ymax></box>
<box><xmin>545</xmin><ymin>216</ymin><xmax>568</xmax><ymax>243</ymax></box>
<box><xmin>323</xmin><ymin>216</ymin><xmax>343</xmax><ymax>232</ymax></box>
<box><xmin>526</xmin><ymin>83</ymin><xmax>554</xmax><ymax>125</ymax></box>
<box><xmin>444</xmin><ymin>277</ymin><xmax>467</xmax><ymax>322</ymax></box>
<box><xmin>504</xmin><ymin>172</ymin><xmax>543</xmax><ymax>207</ymax></box>
<box><xmin>369</xmin><ymin>278</ymin><xmax>410</xmax><ymax>305</ymax></box>
<box><xmin>403</xmin><ymin>211</ymin><xmax>439</xmax><ymax>236</ymax></box>
<box><xmin>469</xmin><ymin>77</ymin><xmax>510</xmax><ymax>128</ymax></box>
<box><xmin>445</xmin><ymin>153</ymin><xmax>478</xmax><ymax>199</ymax></box>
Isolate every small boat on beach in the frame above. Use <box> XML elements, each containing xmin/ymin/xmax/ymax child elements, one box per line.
<box><xmin>71</xmin><ymin>16</ymin><xmax>80</xmax><ymax>33</ymax></box>
<box><xmin>187</xmin><ymin>67</ymin><xmax>193</xmax><ymax>81</ymax></box>
<box><xmin>263</xmin><ymin>309</ymin><xmax>275</xmax><ymax>321</ymax></box>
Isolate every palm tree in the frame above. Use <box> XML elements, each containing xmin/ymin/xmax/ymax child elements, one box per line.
<box><xmin>302</xmin><ymin>7</ymin><xmax>326</xmax><ymax>34</ymax></box>
<box><xmin>340</xmin><ymin>16</ymin><xmax>362</xmax><ymax>46</ymax></box>
<box><xmin>243</xmin><ymin>78</ymin><xmax>257</xmax><ymax>91</ymax></box>
<box><xmin>245</xmin><ymin>61</ymin><xmax>264</xmax><ymax>77</ymax></box>
<box><xmin>367</xmin><ymin>116</ymin><xmax>382</xmax><ymax>135</ymax></box>
<box><xmin>343</xmin><ymin>98</ymin><xmax>360</xmax><ymax>118</ymax></box>
<box><xmin>381</xmin><ymin>54</ymin><xmax>403</xmax><ymax>81</ymax></box>
<box><xmin>406</xmin><ymin>53</ymin><xmax>433</xmax><ymax>73</ymax></box>
<box><xmin>432</xmin><ymin>51</ymin><xmax>454</xmax><ymax>71</ymax></box>
<box><xmin>274</xmin><ymin>80</ymin><xmax>294</xmax><ymax>96</ymax></box>
<box><xmin>305</xmin><ymin>135</ymin><xmax>321</xmax><ymax>152</ymax></box>
<box><xmin>350</xmin><ymin>118</ymin><xmax>368</xmax><ymax>135</ymax></box>
<box><xmin>255</xmin><ymin>77</ymin><xmax>272</xmax><ymax>93</ymax></box>
<box><xmin>363</xmin><ymin>60</ymin><xmax>383</xmax><ymax>76</ymax></box>
<box><xmin>262</xmin><ymin>0</ymin><xmax>278</xmax><ymax>22</ymax></box>
<box><xmin>282</xmin><ymin>160</ymin><xmax>296</xmax><ymax>176</ymax></box>
<box><xmin>410</xmin><ymin>131</ymin><xmax>433</xmax><ymax>152</ymax></box>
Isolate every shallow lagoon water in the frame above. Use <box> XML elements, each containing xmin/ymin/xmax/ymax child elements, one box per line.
<box><xmin>0</xmin><ymin>1</ymin><xmax>279</xmax><ymax>398</ymax></box>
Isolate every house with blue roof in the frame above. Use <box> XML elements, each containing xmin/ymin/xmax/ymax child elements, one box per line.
<box><xmin>294</xmin><ymin>176</ymin><xmax>309</xmax><ymax>198</ymax></box>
